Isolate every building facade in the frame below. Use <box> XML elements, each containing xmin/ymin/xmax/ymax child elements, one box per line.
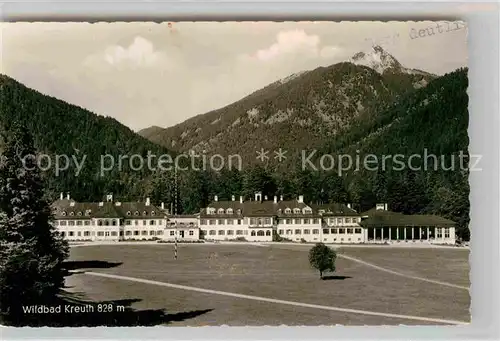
<box><xmin>52</xmin><ymin>193</ymin><xmax>456</xmax><ymax>245</ymax></box>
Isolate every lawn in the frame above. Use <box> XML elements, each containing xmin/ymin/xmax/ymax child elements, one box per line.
<box><xmin>65</xmin><ymin>243</ymin><xmax>470</xmax><ymax>326</ymax></box>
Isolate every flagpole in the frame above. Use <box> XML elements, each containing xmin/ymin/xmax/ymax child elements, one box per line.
<box><xmin>174</xmin><ymin>165</ymin><xmax>178</xmax><ymax>260</ymax></box>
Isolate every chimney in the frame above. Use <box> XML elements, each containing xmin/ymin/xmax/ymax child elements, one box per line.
<box><xmin>145</xmin><ymin>197</ymin><xmax>150</xmax><ymax>206</ymax></box>
<box><xmin>69</xmin><ymin>201</ymin><xmax>75</xmax><ymax>207</ymax></box>
<box><xmin>99</xmin><ymin>202</ymin><xmax>104</xmax><ymax>207</ymax></box>
<box><xmin>274</xmin><ymin>196</ymin><xmax>277</xmax><ymax>204</ymax></box>
<box><xmin>115</xmin><ymin>202</ymin><xmax>121</xmax><ymax>206</ymax></box>
<box><xmin>298</xmin><ymin>195</ymin><xmax>304</xmax><ymax>203</ymax></box>
<box><xmin>240</xmin><ymin>196</ymin><xmax>243</xmax><ymax>203</ymax></box>
<box><xmin>385</xmin><ymin>203</ymin><xmax>388</xmax><ymax>210</ymax></box>
<box><xmin>255</xmin><ymin>192</ymin><xmax>262</xmax><ymax>202</ymax></box>
<box><xmin>231</xmin><ymin>195</ymin><xmax>235</xmax><ymax>201</ymax></box>
<box><xmin>376</xmin><ymin>203</ymin><xmax>385</xmax><ymax>210</ymax></box>
<box><xmin>214</xmin><ymin>195</ymin><xmax>218</xmax><ymax>202</ymax></box>
<box><xmin>347</xmin><ymin>203</ymin><xmax>351</xmax><ymax>209</ymax></box>
<box><xmin>106</xmin><ymin>194</ymin><xmax>113</xmax><ymax>202</ymax></box>
<box><xmin>60</xmin><ymin>192</ymin><xmax>63</xmax><ymax>200</ymax></box>
<box><xmin>66</xmin><ymin>192</ymin><xmax>70</xmax><ymax>200</ymax></box>
<box><xmin>280</xmin><ymin>195</ymin><xmax>283</xmax><ymax>201</ymax></box>
<box><xmin>161</xmin><ymin>202</ymin><xmax>165</xmax><ymax>209</ymax></box>
<box><xmin>264</xmin><ymin>195</ymin><xmax>268</xmax><ymax>201</ymax></box>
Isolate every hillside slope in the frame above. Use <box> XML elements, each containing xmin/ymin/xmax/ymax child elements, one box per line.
<box><xmin>139</xmin><ymin>46</ymin><xmax>435</xmax><ymax>166</ymax></box>
<box><xmin>0</xmin><ymin>74</ymin><xmax>175</xmax><ymax>202</ymax></box>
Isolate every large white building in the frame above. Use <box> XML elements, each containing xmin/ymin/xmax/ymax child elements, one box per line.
<box><xmin>51</xmin><ymin>192</ymin><xmax>456</xmax><ymax>245</ymax></box>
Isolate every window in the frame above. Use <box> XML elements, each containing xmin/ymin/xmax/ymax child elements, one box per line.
<box><xmin>286</xmin><ymin>219</ymin><xmax>292</xmax><ymax>224</ymax></box>
<box><xmin>265</xmin><ymin>230</ymin><xmax>271</xmax><ymax>236</ymax></box>
<box><xmin>143</xmin><ymin>211</ymin><xmax>147</xmax><ymax>216</ymax></box>
<box><xmin>295</xmin><ymin>229</ymin><xmax>301</xmax><ymax>234</ymax></box>
<box><xmin>304</xmin><ymin>229</ymin><xmax>310</xmax><ymax>234</ymax></box>
<box><xmin>112</xmin><ymin>220</ymin><xmax>117</xmax><ymax>226</ymax></box>
<box><xmin>134</xmin><ymin>220</ymin><xmax>139</xmax><ymax>225</ymax></box>
<box><xmin>60</xmin><ymin>220</ymin><xmax>67</xmax><ymax>226</ymax></box>
<box><xmin>218</xmin><ymin>219</ymin><xmax>225</xmax><ymax>225</ymax></box>
<box><xmin>111</xmin><ymin>231</ymin><xmax>117</xmax><ymax>236</ymax></box>
<box><xmin>323</xmin><ymin>229</ymin><xmax>329</xmax><ymax>234</ymax></box>
<box><xmin>151</xmin><ymin>211</ymin><xmax>155</xmax><ymax>216</ymax></box>
<box><xmin>265</xmin><ymin>218</ymin><xmax>271</xmax><ymax>225</ymax></box>
<box><xmin>257</xmin><ymin>230</ymin><xmax>265</xmax><ymax>236</ymax></box>
<box><xmin>251</xmin><ymin>231</ymin><xmax>256</xmax><ymax>236</ymax></box>
<box><xmin>150</xmin><ymin>220</ymin><xmax>156</xmax><ymax>225</ymax></box>
<box><xmin>278</xmin><ymin>229</ymin><xmax>284</xmax><ymax>234</ymax></box>
<box><xmin>285</xmin><ymin>208</ymin><xmax>291</xmax><ymax>214</ymax></box>
<box><xmin>227</xmin><ymin>208</ymin><xmax>233</xmax><ymax>214</ymax></box>
<box><xmin>189</xmin><ymin>230</ymin><xmax>194</xmax><ymax>236</ymax></box>
<box><xmin>237</xmin><ymin>219</ymin><xmax>242</xmax><ymax>225</ymax></box>
<box><xmin>150</xmin><ymin>231</ymin><xmax>155</xmax><ymax>235</ymax></box>
<box><xmin>236</xmin><ymin>230</ymin><xmax>243</xmax><ymax>235</ymax></box>
<box><xmin>250</xmin><ymin>218</ymin><xmax>256</xmax><ymax>225</ymax></box>
<box><xmin>126</xmin><ymin>231</ymin><xmax>132</xmax><ymax>236</ymax></box>
<box><xmin>84</xmin><ymin>221</ymin><xmax>90</xmax><ymax>226</ymax></box>
<box><xmin>134</xmin><ymin>211</ymin><xmax>139</xmax><ymax>216</ymax></box>
<box><xmin>436</xmin><ymin>228</ymin><xmax>442</xmax><ymax>238</ymax></box>
<box><xmin>331</xmin><ymin>228</ymin><xmax>337</xmax><ymax>234</ymax></box>
<box><xmin>339</xmin><ymin>228</ymin><xmax>345</xmax><ymax>234</ymax></box>
<box><xmin>69</xmin><ymin>221</ymin><xmax>75</xmax><ymax>226</ymax></box>
<box><xmin>97</xmin><ymin>232</ymin><xmax>104</xmax><ymax>237</ymax></box>
<box><xmin>346</xmin><ymin>218</ymin><xmax>351</xmax><ymax>223</ymax></box>
<box><xmin>312</xmin><ymin>229</ymin><xmax>319</xmax><ymax>234</ymax></box>
<box><xmin>347</xmin><ymin>228</ymin><xmax>353</xmax><ymax>234</ymax></box>
<box><xmin>127</xmin><ymin>211</ymin><xmax>131</xmax><ymax>216</ymax></box>
<box><xmin>77</xmin><ymin>231</ymin><xmax>81</xmax><ymax>236</ymax></box>
<box><xmin>355</xmin><ymin>228</ymin><xmax>362</xmax><ymax>234</ymax></box>
<box><xmin>69</xmin><ymin>212</ymin><xmax>74</xmax><ymax>216</ymax></box>
<box><xmin>209</xmin><ymin>219</ymin><xmax>216</xmax><ymax>225</ymax></box>
<box><xmin>125</xmin><ymin>220</ymin><xmax>131</xmax><ymax>225</ymax></box>
<box><xmin>62</xmin><ymin>211</ymin><xmax>67</xmax><ymax>216</ymax></box>
<box><xmin>77</xmin><ymin>212</ymin><xmax>82</xmax><ymax>216</ymax></box>
<box><xmin>337</xmin><ymin>218</ymin><xmax>343</xmax><ymax>224</ymax></box>
<box><xmin>218</xmin><ymin>208</ymin><xmax>225</xmax><ymax>214</ymax></box>
<box><xmin>293</xmin><ymin>208</ymin><xmax>300</xmax><ymax>214</ymax></box>
<box><xmin>142</xmin><ymin>220</ymin><xmax>147</xmax><ymax>226</ymax></box>
<box><xmin>329</xmin><ymin>218</ymin><xmax>335</xmax><ymax>224</ymax></box>
<box><xmin>200</xmin><ymin>219</ymin><xmax>206</xmax><ymax>225</ymax></box>
<box><xmin>84</xmin><ymin>231</ymin><xmax>91</xmax><ymax>237</ymax></box>
<box><xmin>134</xmin><ymin>231</ymin><xmax>139</xmax><ymax>236</ymax></box>
<box><xmin>304</xmin><ymin>208</ymin><xmax>312</xmax><ymax>214</ymax></box>
<box><xmin>218</xmin><ymin>230</ymin><xmax>225</xmax><ymax>235</ymax></box>
<box><xmin>286</xmin><ymin>229</ymin><xmax>292</xmax><ymax>235</ymax></box>
<box><xmin>157</xmin><ymin>230</ymin><xmax>163</xmax><ymax>235</ymax></box>
<box><xmin>313</xmin><ymin>218</ymin><xmax>319</xmax><ymax>224</ymax></box>
<box><xmin>227</xmin><ymin>219</ymin><xmax>234</xmax><ymax>225</ymax></box>
<box><xmin>68</xmin><ymin>231</ymin><xmax>74</xmax><ymax>236</ymax></box>
<box><xmin>236</xmin><ymin>209</ymin><xmax>241</xmax><ymax>215</ymax></box>
<box><xmin>77</xmin><ymin>221</ymin><xmax>83</xmax><ymax>226</ymax></box>
<box><xmin>444</xmin><ymin>228</ymin><xmax>450</xmax><ymax>238</ymax></box>
<box><xmin>209</xmin><ymin>230</ymin><xmax>216</xmax><ymax>235</ymax></box>
<box><xmin>141</xmin><ymin>230</ymin><xmax>147</xmax><ymax>235</ymax></box>
<box><xmin>227</xmin><ymin>230</ymin><xmax>234</xmax><ymax>235</ymax></box>
<box><xmin>304</xmin><ymin>218</ymin><xmax>310</xmax><ymax>224</ymax></box>
<box><xmin>294</xmin><ymin>218</ymin><xmax>301</xmax><ymax>224</ymax></box>
<box><xmin>170</xmin><ymin>231</ymin><xmax>175</xmax><ymax>236</ymax></box>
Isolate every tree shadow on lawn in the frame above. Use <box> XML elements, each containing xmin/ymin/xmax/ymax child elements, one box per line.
<box><xmin>321</xmin><ymin>275</ymin><xmax>352</xmax><ymax>280</ymax></box>
<box><xmin>62</xmin><ymin>260</ymin><xmax>123</xmax><ymax>271</ymax></box>
<box><xmin>8</xmin><ymin>292</ymin><xmax>213</xmax><ymax>327</ymax></box>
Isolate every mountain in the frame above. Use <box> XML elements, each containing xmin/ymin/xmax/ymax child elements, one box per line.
<box><xmin>0</xmin><ymin>74</ymin><xmax>175</xmax><ymax>202</ymax></box>
<box><xmin>139</xmin><ymin>46</ymin><xmax>436</xmax><ymax>167</ymax></box>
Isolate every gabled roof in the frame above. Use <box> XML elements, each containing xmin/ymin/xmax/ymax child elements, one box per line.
<box><xmin>311</xmin><ymin>203</ymin><xmax>360</xmax><ymax>217</ymax></box>
<box><xmin>201</xmin><ymin>199</ymin><xmax>315</xmax><ymax>217</ymax></box>
<box><xmin>52</xmin><ymin>199</ymin><xmax>164</xmax><ymax>219</ymax></box>
<box><xmin>360</xmin><ymin>207</ymin><xmax>455</xmax><ymax>227</ymax></box>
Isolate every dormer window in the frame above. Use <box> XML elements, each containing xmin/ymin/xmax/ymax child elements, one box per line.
<box><xmin>134</xmin><ymin>211</ymin><xmax>139</xmax><ymax>216</ymax></box>
<box><xmin>77</xmin><ymin>212</ymin><xmax>82</xmax><ymax>216</ymax></box>
<box><xmin>227</xmin><ymin>208</ymin><xmax>234</xmax><ymax>215</ymax></box>
<box><xmin>143</xmin><ymin>211</ymin><xmax>147</xmax><ymax>216</ymax></box>
<box><xmin>209</xmin><ymin>208</ymin><xmax>216</xmax><ymax>214</ymax></box>
<box><xmin>236</xmin><ymin>209</ymin><xmax>241</xmax><ymax>215</ymax></box>
<box><xmin>127</xmin><ymin>211</ymin><xmax>131</xmax><ymax>216</ymax></box>
<box><xmin>218</xmin><ymin>208</ymin><xmax>225</xmax><ymax>214</ymax></box>
<box><xmin>61</xmin><ymin>211</ymin><xmax>67</xmax><ymax>216</ymax></box>
<box><xmin>151</xmin><ymin>211</ymin><xmax>155</xmax><ymax>216</ymax></box>
<box><xmin>318</xmin><ymin>209</ymin><xmax>325</xmax><ymax>214</ymax></box>
<box><xmin>285</xmin><ymin>208</ymin><xmax>291</xmax><ymax>214</ymax></box>
<box><xmin>69</xmin><ymin>212</ymin><xmax>74</xmax><ymax>216</ymax></box>
<box><xmin>303</xmin><ymin>208</ymin><xmax>312</xmax><ymax>214</ymax></box>
<box><xmin>293</xmin><ymin>208</ymin><xmax>301</xmax><ymax>214</ymax></box>
<box><xmin>277</xmin><ymin>209</ymin><xmax>282</xmax><ymax>214</ymax></box>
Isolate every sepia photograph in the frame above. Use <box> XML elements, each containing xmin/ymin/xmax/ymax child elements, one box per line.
<box><xmin>0</xmin><ymin>21</ymin><xmax>470</xmax><ymax>327</ymax></box>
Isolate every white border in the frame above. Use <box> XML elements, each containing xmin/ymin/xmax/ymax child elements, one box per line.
<box><xmin>1</xmin><ymin>1</ymin><xmax>499</xmax><ymax>340</ymax></box>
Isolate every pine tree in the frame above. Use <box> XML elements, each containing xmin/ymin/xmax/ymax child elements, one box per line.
<box><xmin>0</xmin><ymin>124</ymin><xmax>69</xmax><ymax>323</ymax></box>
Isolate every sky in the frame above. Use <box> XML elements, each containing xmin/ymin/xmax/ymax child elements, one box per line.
<box><xmin>1</xmin><ymin>21</ymin><xmax>467</xmax><ymax>132</ymax></box>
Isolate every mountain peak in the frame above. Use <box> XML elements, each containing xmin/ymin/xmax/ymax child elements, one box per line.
<box><xmin>350</xmin><ymin>45</ymin><xmax>402</xmax><ymax>74</ymax></box>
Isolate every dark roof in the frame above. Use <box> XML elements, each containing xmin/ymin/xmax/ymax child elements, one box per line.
<box><xmin>360</xmin><ymin>209</ymin><xmax>455</xmax><ymax>227</ymax></box>
<box><xmin>201</xmin><ymin>199</ymin><xmax>315</xmax><ymax>217</ymax></box>
<box><xmin>311</xmin><ymin>203</ymin><xmax>360</xmax><ymax>217</ymax></box>
<box><xmin>52</xmin><ymin>199</ymin><xmax>164</xmax><ymax>219</ymax></box>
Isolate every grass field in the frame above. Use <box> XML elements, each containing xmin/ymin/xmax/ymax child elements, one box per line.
<box><xmin>65</xmin><ymin>243</ymin><xmax>470</xmax><ymax>326</ymax></box>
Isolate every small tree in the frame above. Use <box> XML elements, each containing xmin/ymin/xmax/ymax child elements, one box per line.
<box><xmin>308</xmin><ymin>243</ymin><xmax>336</xmax><ymax>279</ymax></box>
